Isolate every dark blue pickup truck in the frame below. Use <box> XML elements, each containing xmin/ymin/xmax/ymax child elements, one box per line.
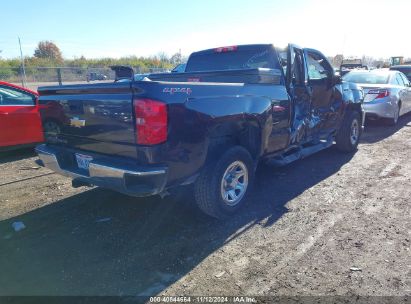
<box><xmin>36</xmin><ymin>44</ymin><xmax>364</xmax><ymax>218</ymax></box>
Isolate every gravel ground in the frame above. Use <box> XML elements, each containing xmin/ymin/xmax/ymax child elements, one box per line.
<box><xmin>0</xmin><ymin>115</ymin><xmax>410</xmax><ymax>300</ymax></box>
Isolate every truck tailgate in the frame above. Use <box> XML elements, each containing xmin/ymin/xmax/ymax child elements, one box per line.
<box><xmin>38</xmin><ymin>82</ymin><xmax>137</xmax><ymax>159</ymax></box>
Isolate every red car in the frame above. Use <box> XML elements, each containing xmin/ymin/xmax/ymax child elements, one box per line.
<box><xmin>0</xmin><ymin>81</ymin><xmax>44</xmax><ymax>150</ymax></box>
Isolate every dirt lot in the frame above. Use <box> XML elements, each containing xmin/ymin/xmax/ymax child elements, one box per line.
<box><xmin>0</xmin><ymin>115</ymin><xmax>410</xmax><ymax>299</ymax></box>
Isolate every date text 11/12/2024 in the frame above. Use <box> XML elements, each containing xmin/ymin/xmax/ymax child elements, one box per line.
<box><xmin>149</xmin><ymin>296</ymin><xmax>257</xmax><ymax>303</ymax></box>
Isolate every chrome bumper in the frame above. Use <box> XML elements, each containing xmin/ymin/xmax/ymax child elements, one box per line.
<box><xmin>35</xmin><ymin>144</ymin><xmax>168</xmax><ymax>197</ymax></box>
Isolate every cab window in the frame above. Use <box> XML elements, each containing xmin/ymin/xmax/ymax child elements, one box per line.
<box><xmin>277</xmin><ymin>47</ymin><xmax>305</xmax><ymax>86</ymax></box>
<box><xmin>292</xmin><ymin>49</ymin><xmax>305</xmax><ymax>85</ymax></box>
<box><xmin>306</xmin><ymin>52</ymin><xmax>331</xmax><ymax>81</ymax></box>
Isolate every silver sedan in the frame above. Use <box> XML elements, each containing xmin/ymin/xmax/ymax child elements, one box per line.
<box><xmin>343</xmin><ymin>69</ymin><xmax>411</xmax><ymax>125</ymax></box>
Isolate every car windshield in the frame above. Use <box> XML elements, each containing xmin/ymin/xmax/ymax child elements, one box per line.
<box><xmin>343</xmin><ymin>72</ymin><xmax>390</xmax><ymax>84</ymax></box>
<box><xmin>172</xmin><ymin>63</ymin><xmax>186</xmax><ymax>73</ymax></box>
<box><xmin>134</xmin><ymin>74</ymin><xmax>149</xmax><ymax>81</ymax></box>
<box><xmin>341</xmin><ymin>64</ymin><xmax>363</xmax><ymax>70</ymax></box>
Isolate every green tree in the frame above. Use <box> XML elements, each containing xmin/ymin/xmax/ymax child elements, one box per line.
<box><xmin>34</xmin><ymin>41</ymin><xmax>63</xmax><ymax>63</ymax></box>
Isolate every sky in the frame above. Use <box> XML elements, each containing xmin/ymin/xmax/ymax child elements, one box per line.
<box><xmin>1</xmin><ymin>0</ymin><xmax>410</xmax><ymax>60</ymax></box>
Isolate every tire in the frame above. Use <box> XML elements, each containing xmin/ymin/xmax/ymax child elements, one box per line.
<box><xmin>385</xmin><ymin>103</ymin><xmax>400</xmax><ymax>126</ymax></box>
<box><xmin>194</xmin><ymin>146</ymin><xmax>254</xmax><ymax>219</ymax></box>
<box><xmin>43</xmin><ymin>120</ymin><xmax>61</xmax><ymax>140</ymax></box>
<box><xmin>335</xmin><ymin>111</ymin><xmax>361</xmax><ymax>153</ymax></box>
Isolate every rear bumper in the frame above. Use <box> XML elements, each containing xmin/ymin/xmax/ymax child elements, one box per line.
<box><xmin>35</xmin><ymin>144</ymin><xmax>168</xmax><ymax>197</ymax></box>
<box><xmin>363</xmin><ymin>101</ymin><xmax>396</xmax><ymax>119</ymax></box>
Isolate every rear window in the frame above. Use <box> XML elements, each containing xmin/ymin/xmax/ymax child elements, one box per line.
<box><xmin>343</xmin><ymin>72</ymin><xmax>390</xmax><ymax>84</ymax></box>
<box><xmin>391</xmin><ymin>67</ymin><xmax>411</xmax><ymax>80</ymax></box>
<box><xmin>186</xmin><ymin>47</ymin><xmax>280</xmax><ymax>72</ymax></box>
<box><xmin>403</xmin><ymin>72</ymin><xmax>411</xmax><ymax>81</ymax></box>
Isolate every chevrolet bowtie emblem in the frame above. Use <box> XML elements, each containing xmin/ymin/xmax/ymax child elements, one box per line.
<box><xmin>70</xmin><ymin>117</ymin><xmax>86</xmax><ymax>128</ymax></box>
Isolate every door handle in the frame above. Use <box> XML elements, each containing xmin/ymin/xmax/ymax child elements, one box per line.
<box><xmin>0</xmin><ymin>112</ymin><xmax>9</xmax><ymax>115</ymax></box>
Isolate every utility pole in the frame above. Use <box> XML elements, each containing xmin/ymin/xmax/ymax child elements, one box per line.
<box><xmin>18</xmin><ymin>37</ymin><xmax>27</xmax><ymax>87</ymax></box>
<box><xmin>341</xmin><ymin>34</ymin><xmax>347</xmax><ymax>60</ymax></box>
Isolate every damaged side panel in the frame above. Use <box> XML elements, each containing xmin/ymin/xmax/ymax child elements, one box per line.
<box><xmin>185</xmin><ymin>83</ymin><xmax>290</xmax><ymax>157</ymax></box>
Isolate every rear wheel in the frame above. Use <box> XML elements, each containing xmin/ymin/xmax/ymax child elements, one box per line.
<box><xmin>194</xmin><ymin>146</ymin><xmax>254</xmax><ymax>219</ymax></box>
<box><xmin>43</xmin><ymin>120</ymin><xmax>61</xmax><ymax>140</ymax></box>
<box><xmin>335</xmin><ymin>111</ymin><xmax>361</xmax><ymax>152</ymax></box>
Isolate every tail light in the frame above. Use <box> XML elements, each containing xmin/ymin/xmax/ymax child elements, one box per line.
<box><xmin>367</xmin><ymin>89</ymin><xmax>390</xmax><ymax>99</ymax></box>
<box><xmin>214</xmin><ymin>45</ymin><xmax>238</xmax><ymax>53</ymax></box>
<box><xmin>134</xmin><ymin>98</ymin><xmax>167</xmax><ymax>145</ymax></box>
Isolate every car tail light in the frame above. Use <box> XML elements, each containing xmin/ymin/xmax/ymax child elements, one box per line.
<box><xmin>367</xmin><ymin>89</ymin><xmax>390</xmax><ymax>99</ymax></box>
<box><xmin>214</xmin><ymin>45</ymin><xmax>238</xmax><ymax>53</ymax></box>
<box><xmin>134</xmin><ymin>98</ymin><xmax>167</xmax><ymax>145</ymax></box>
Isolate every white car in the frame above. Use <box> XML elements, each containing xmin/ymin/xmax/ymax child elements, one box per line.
<box><xmin>343</xmin><ymin>69</ymin><xmax>411</xmax><ymax>125</ymax></box>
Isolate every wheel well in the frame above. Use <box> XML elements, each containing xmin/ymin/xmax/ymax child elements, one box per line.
<box><xmin>42</xmin><ymin>118</ymin><xmax>62</xmax><ymax>134</ymax></box>
<box><xmin>345</xmin><ymin>104</ymin><xmax>363</xmax><ymax>122</ymax></box>
<box><xmin>208</xmin><ymin>123</ymin><xmax>261</xmax><ymax>161</ymax></box>
<box><xmin>42</xmin><ymin>118</ymin><xmax>61</xmax><ymax>126</ymax></box>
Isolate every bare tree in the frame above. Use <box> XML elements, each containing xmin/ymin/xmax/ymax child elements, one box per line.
<box><xmin>170</xmin><ymin>52</ymin><xmax>182</xmax><ymax>65</ymax></box>
<box><xmin>361</xmin><ymin>56</ymin><xmax>376</xmax><ymax>68</ymax></box>
<box><xmin>156</xmin><ymin>52</ymin><xmax>169</xmax><ymax>63</ymax></box>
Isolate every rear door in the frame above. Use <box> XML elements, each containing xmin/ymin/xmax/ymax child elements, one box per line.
<box><xmin>0</xmin><ymin>85</ymin><xmax>43</xmax><ymax>147</ymax></box>
<box><xmin>394</xmin><ymin>73</ymin><xmax>408</xmax><ymax>114</ymax></box>
<box><xmin>398</xmin><ymin>72</ymin><xmax>411</xmax><ymax>113</ymax></box>
<box><xmin>303</xmin><ymin>48</ymin><xmax>341</xmax><ymax>141</ymax></box>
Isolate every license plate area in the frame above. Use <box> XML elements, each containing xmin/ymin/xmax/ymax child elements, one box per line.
<box><xmin>75</xmin><ymin>153</ymin><xmax>93</xmax><ymax>171</ymax></box>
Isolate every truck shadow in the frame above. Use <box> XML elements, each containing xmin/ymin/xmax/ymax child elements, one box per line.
<box><xmin>0</xmin><ymin>147</ymin><xmax>355</xmax><ymax>297</ymax></box>
<box><xmin>0</xmin><ymin>148</ymin><xmax>36</xmax><ymax>165</ymax></box>
<box><xmin>361</xmin><ymin>112</ymin><xmax>411</xmax><ymax>144</ymax></box>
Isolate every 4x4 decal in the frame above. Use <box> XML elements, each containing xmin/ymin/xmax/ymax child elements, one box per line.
<box><xmin>163</xmin><ymin>87</ymin><xmax>192</xmax><ymax>95</ymax></box>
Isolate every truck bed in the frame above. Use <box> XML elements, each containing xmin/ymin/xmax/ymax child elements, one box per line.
<box><xmin>37</xmin><ymin>69</ymin><xmax>287</xmax><ymax>162</ymax></box>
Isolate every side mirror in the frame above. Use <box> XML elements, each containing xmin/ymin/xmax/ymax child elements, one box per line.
<box><xmin>110</xmin><ymin>65</ymin><xmax>134</xmax><ymax>82</ymax></box>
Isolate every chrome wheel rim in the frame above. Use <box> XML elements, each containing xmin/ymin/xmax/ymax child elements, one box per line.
<box><xmin>350</xmin><ymin>119</ymin><xmax>359</xmax><ymax>145</ymax></box>
<box><xmin>220</xmin><ymin>161</ymin><xmax>248</xmax><ymax>206</ymax></box>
